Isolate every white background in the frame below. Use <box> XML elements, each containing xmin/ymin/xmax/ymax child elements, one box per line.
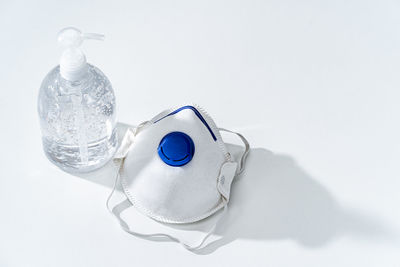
<box><xmin>0</xmin><ymin>0</ymin><xmax>399</xmax><ymax>266</ymax></box>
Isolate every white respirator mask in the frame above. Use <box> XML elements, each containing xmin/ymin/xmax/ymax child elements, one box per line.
<box><xmin>107</xmin><ymin>104</ymin><xmax>249</xmax><ymax>251</ymax></box>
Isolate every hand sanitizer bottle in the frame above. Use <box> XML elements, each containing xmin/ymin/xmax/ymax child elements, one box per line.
<box><xmin>38</xmin><ymin>27</ymin><xmax>117</xmax><ymax>173</ymax></box>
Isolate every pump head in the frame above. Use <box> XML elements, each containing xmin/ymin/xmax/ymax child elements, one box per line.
<box><xmin>57</xmin><ymin>27</ymin><xmax>104</xmax><ymax>81</ymax></box>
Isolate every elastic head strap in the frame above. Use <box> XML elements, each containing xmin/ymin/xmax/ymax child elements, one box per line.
<box><xmin>218</xmin><ymin>128</ymin><xmax>250</xmax><ymax>175</ymax></box>
<box><xmin>106</xmin><ymin>164</ymin><xmax>228</xmax><ymax>251</ymax></box>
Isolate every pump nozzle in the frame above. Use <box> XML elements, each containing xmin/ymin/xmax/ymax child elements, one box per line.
<box><xmin>82</xmin><ymin>32</ymin><xmax>105</xmax><ymax>41</ymax></box>
<box><xmin>58</xmin><ymin>27</ymin><xmax>104</xmax><ymax>48</ymax></box>
<box><xmin>57</xmin><ymin>27</ymin><xmax>105</xmax><ymax>81</ymax></box>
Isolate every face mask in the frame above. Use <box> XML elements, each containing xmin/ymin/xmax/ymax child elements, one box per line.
<box><xmin>107</xmin><ymin>104</ymin><xmax>249</xmax><ymax>251</ymax></box>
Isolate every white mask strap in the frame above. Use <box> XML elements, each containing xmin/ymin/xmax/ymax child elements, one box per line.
<box><xmin>106</xmin><ymin>165</ymin><xmax>228</xmax><ymax>251</ymax></box>
<box><xmin>218</xmin><ymin>128</ymin><xmax>250</xmax><ymax>174</ymax></box>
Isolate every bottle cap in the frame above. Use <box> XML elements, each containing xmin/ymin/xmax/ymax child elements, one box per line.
<box><xmin>57</xmin><ymin>27</ymin><xmax>104</xmax><ymax>81</ymax></box>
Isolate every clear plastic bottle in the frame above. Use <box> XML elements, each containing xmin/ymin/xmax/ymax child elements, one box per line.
<box><xmin>38</xmin><ymin>27</ymin><xmax>117</xmax><ymax>173</ymax></box>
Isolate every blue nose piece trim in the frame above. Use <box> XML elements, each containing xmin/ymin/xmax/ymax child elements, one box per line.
<box><xmin>158</xmin><ymin>132</ymin><xmax>195</xmax><ymax>167</ymax></box>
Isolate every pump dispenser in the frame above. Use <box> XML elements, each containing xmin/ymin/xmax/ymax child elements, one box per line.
<box><xmin>58</xmin><ymin>27</ymin><xmax>104</xmax><ymax>81</ymax></box>
<box><xmin>38</xmin><ymin>27</ymin><xmax>118</xmax><ymax>173</ymax></box>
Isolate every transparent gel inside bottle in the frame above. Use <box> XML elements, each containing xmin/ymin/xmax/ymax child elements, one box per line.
<box><xmin>38</xmin><ymin>28</ymin><xmax>117</xmax><ymax>173</ymax></box>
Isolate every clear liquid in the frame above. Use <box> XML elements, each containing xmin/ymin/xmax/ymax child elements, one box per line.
<box><xmin>38</xmin><ymin>64</ymin><xmax>118</xmax><ymax>173</ymax></box>
<box><xmin>42</xmin><ymin>131</ymin><xmax>117</xmax><ymax>173</ymax></box>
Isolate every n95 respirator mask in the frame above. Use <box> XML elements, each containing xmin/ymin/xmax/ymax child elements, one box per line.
<box><xmin>107</xmin><ymin>104</ymin><xmax>249</xmax><ymax>251</ymax></box>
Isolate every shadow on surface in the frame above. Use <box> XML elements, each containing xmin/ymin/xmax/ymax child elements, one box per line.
<box><xmin>188</xmin><ymin>145</ymin><xmax>396</xmax><ymax>254</ymax></box>
<box><xmin>74</xmin><ymin>124</ymin><xmax>397</xmax><ymax>254</ymax></box>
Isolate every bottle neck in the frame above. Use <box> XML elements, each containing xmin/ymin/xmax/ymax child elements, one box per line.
<box><xmin>59</xmin><ymin>65</ymin><xmax>92</xmax><ymax>94</ymax></box>
<box><xmin>59</xmin><ymin>48</ymin><xmax>88</xmax><ymax>82</ymax></box>
<box><xmin>60</xmin><ymin>62</ymin><xmax>88</xmax><ymax>81</ymax></box>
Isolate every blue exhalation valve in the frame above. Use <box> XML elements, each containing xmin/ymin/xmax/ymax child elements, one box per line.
<box><xmin>158</xmin><ymin>132</ymin><xmax>195</xmax><ymax>167</ymax></box>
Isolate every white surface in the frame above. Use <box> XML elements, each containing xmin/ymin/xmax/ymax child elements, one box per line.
<box><xmin>0</xmin><ymin>0</ymin><xmax>399</xmax><ymax>266</ymax></box>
